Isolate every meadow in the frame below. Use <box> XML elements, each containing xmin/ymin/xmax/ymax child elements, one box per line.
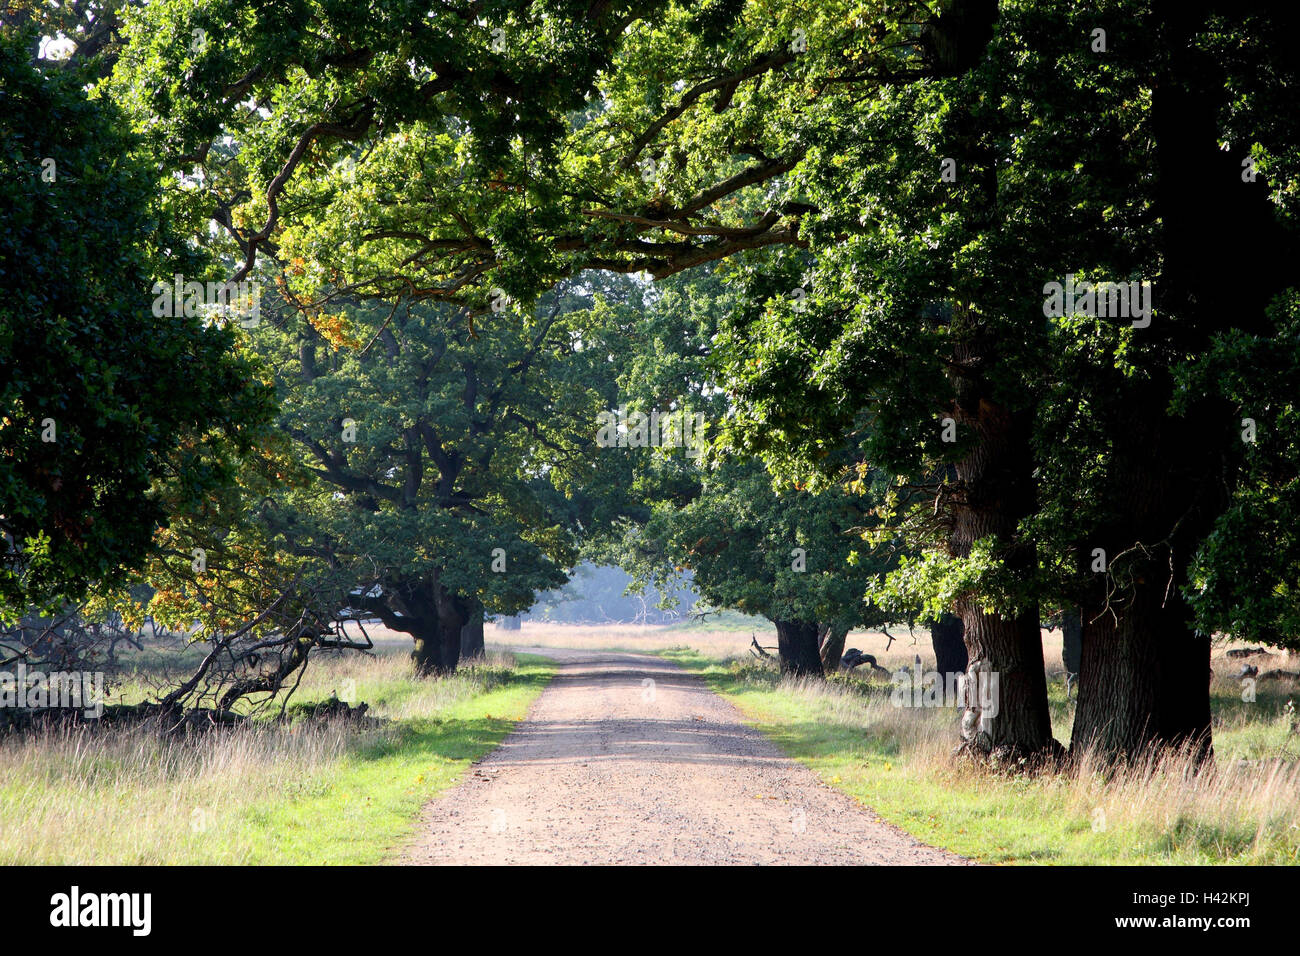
<box><xmin>0</xmin><ymin>645</ymin><xmax>553</xmax><ymax>864</ymax></box>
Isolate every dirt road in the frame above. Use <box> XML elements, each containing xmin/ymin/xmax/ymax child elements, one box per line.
<box><xmin>402</xmin><ymin>649</ymin><xmax>966</xmax><ymax>865</ymax></box>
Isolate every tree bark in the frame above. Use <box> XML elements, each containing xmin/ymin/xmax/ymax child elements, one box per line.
<box><xmin>1073</xmin><ymin>587</ymin><xmax>1211</xmax><ymax>762</ymax></box>
<box><xmin>818</xmin><ymin>622</ymin><xmax>850</xmax><ymax>670</ymax></box>
<box><xmin>460</xmin><ymin>602</ymin><xmax>485</xmax><ymax>660</ymax></box>
<box><xmin>1068</xmin><ymin>376</ymin><xmax>1216</xmax><ymax>761</ymax></box>
<box><xmin>774</xmin><ymin>620</ymin><xmax>824</xmax><ymax>678</ymax></box>
<box><xmin>930</xmin><ymin>613</ymin><xmax>967</xmax><ymax>679</ymax></box>
<box><xmin>424</xmin><ymin>578</ymin><xmax>466</xmax><ymax>675</ymax></box>
<box><xmin>947</xmin><ymin>329</ymin><xmax>1057</xmax><ymax>760</ymax></box>
<box><xmin>405</xmin><ymin>619</ymin><xmax>446</xmax><ymax>675</ymax></box>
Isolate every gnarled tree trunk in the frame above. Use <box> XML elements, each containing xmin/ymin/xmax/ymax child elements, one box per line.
<box><xmin>421</xmin><ymin>577</ymin><xmax>466</xmax><ymax>675</ymax></box>
<box><xmin>1067</xmin><ymin>380</ymin><xmax>1216</xmax><ymax>762</ymax></box>
<box><xmin>350</xmin><ymin>574</ymin><xmax>466</xmax><ymax>676</ymax></box>
<box><xmin>1074</xmin><ymin>585</ymin><xmax>1211</xmax><ymax>762</ymax></box>
<box><xmin>774</xmin><ymin>620</ymin><xmax>823</xmax><ymax>678</ymax></box>
<box><xmin>818</xmin><ymin>622</ymin><xmax>850</xmax><ymax>671</ymax></box>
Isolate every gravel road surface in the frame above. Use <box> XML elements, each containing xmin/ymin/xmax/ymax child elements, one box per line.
<box><xmin>402</xmin><ymin>649</ymin><xmax>967</xmax><ymax>865</ymax></box>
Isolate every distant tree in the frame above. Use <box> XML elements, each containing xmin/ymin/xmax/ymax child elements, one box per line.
<box><xmin>528</xmin><ymin>563</ymin><xmax>698</xmax><ymax>625</ymax></box>
<box><xmin>243</xmin><ymin>275</ymin><xmax>637</xmax><ymax>674</ymax></box>
<box><xmin>622</xmin><ymin>456</ymin><xmax>892</xmax><ymax>678</ymax></box>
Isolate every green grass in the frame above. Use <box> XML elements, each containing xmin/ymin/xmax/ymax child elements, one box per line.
<box><xmin>664</xmin><ymin>649</ymin><xmax>1300</xmax><ymax>865</ymax></box>
<box><xmin>0</xmin><ymin>651</ymin><xmax>555</xmax><ymax>864</ymax></box>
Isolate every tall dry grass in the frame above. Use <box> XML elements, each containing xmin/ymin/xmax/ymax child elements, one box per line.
<box><xmin>733</xmin><ymin>662</ymin><xmax>1300</xmax><ymax>862</ymax></box>
<box><xmin>0</xmin><ymin>717</ymin><xmax>367</xmax><ymax>863</ymax></box>
<box><xmin>0</xmin><ymin>649</ymin><xmax>518</xmax><ymax>864</ymax></box>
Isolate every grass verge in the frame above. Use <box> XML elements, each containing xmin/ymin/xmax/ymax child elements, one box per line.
<box><xmin>0</xmin><ymin>651</ymin><xmax>555</xmax><ymax>864</ymax></box>
<box><xmin>664</xmin><ymin>648</ymin><xmax>1300</xmax><ymax>865</ymax></box>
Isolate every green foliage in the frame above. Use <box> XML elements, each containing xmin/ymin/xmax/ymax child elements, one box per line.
<box><xmin>107</xmin><ymin>0</ymin><xmax>683</xmax><ymax>307</ymax></box>
<box><xmin>1180</xmin><ymin>293</ymin><xmax>1300</xmax><ymax>649</ymax></box>
<box><xmin>243</xmin><ymin>273</ymin><xmax>639</xmax><ymax>620</ymax></box>
<box><xmin>711</xmin><ymin>0</ymin><xmax>1300</xmax><ymax>649</ymax></box>
<box><xmin>589</xmin><ymin>263</ymin><xmax>896</xmax><ymax>630</ymax></box>
<box><xmin>0</xmin><ymin>28</ymin><xmax>275</xmax><ymax>620</ymax></box>
<box><xmin>11</xmin><ymin>0</ymin><xmax>1300</xmax><ymax>676</ymax></box>
<box><xmin>637</xmin><ymin>457</ymin><xmax>892</xmax><ymax>628</ymax></box>
<box><xmin>869</xmin><ymin>538</ymin><xmax>1031</xmax><ymax>625</ymax></box>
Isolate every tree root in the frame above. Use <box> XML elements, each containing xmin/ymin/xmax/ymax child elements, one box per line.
<box><xmin>952</xmin><ymin>734</ymin><xmax>1067</xmax><ymax>774</ymax></box>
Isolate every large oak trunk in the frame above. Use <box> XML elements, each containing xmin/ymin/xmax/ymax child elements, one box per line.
<box><xmin>1067</xmin><ymin>372</ymin><xmax>1217</xmax><ymax>762</ymax></box>
<box><xmin>359</xmin><ymin>575</ymin><xmax>467</xmax><ymax>676</ymax></box>
<box><xmin>411</xmin><ymin>615</ymin><xmax>464</xmax><ymax>675</ymax></box>
<box><xmin>1073</xmin><ymin>587</ymin><xmax>1160</xmax><ymax>760</ymax></box>
<box><xmin>930</xmin><ymin>612</ymin><xmax>967</xmax><ymax>679</ymax></box>
<box><xmin>955</xmin><ymin>596</ymin><xmax>1054</xmax><ymax>757</ymax></box>
<box><xmin>774</xmin><ymin>620</ymin><xmax>824</xmax><ymax>678</ymax></box>
<box><xmin>1068</xmin><ymin>393</ymin><xmax>1216</xmax><ymax>763</ymax></box>
<box><xmin>1074</xmin><ymin>587</ymin><xmax>1212</xmax><ymax>762</ymax></box>
<box><xmin>348</xmin><ymin>577</ymin><xmax>462</xmax><ymax>675</ymax></box>
<box><xmin>947</xmin><ymin>330</ymin><xmax>1056</xmax><ymax>760</ymax></box>
<box><xmin>419</xmin><ymin>579</ymin><xmax>466</xmax><ymax>675</ymax></box>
